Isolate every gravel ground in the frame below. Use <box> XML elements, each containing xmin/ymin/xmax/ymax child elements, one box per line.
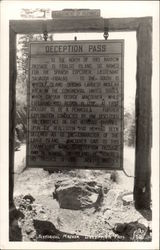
<box><xmin>12</xmin><ymin>145</ymin><xmax>152</xmax><ymax>242</ymax></box>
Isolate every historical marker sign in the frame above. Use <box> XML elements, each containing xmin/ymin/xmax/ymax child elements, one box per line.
<box><xmin>52</xmin><ymin>9</ymin><xmax>101</xmax><ymax>19</ymax></box>
<box><xmin>27</xmin><ymin>40</ymin><xmax>124</xmax><ymax>169</ymax></box>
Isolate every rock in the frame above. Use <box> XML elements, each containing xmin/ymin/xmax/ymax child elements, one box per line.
<box><xmin>16</xmin><ymin>123</ymin><xmax>24</xmax><ymax>141</ymax></box>
<box><xmin>122</xmin><ymin>193</ymin><xmax>133</xmax><ymax>206</ymax></box>
<box><xmin>110</xmin><ymin>171</ymin><xmax>120</xmax><ymax>184</ymax></box>
<box><xmin>23</xmin><ymin>194</ymin><xmax>35</xmax><ymax>204</ymax></box>
<box><xmin>54</xmin><ymin>179</ymin><xmax>102</xmax><ymax>210</ymax></box>
<box><xmin>102</xmin><ymin>189</ymin><xmax>119</xmax><ymax>210</ymax></box>
<box><xmin>113</xmin><ymin>221</ymin><xmax>148</xmax><ymax>241</ymax></box>
<box><xmin>9</xmin><ymin>207</ymin><xmax>24</xmax><ymax>221</ymax></box>
<box><xmin>114</xmin><ymin>223</ymin><xmax>126</xmax><ymax>234</ymax></box>
<box><xmin>25</xmin><ymin>225</ymin><xmax>34</xmax><ymax>234</ymax></box>
<box><xmin>14</xmin><ymin>144</ymin><xmax>26</xmax><ymax>173</ymax></box>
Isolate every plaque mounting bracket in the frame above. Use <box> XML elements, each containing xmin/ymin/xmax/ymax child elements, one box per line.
<box><xmin>43</xmin><ymin>30</ymin><xmax>48</xmax><ymax>41</ymax></box>
<box><xmin>103</xmin><ymin>27</ymin><xmax>109</xmax><ymax>40</ymax></box>
<box><xmin>43</xmin><ymin>23</ymin><xmax>48</xmax><ymax>41</ymax></box>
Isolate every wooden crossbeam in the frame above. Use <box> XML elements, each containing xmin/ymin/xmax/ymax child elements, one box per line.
<box><xmin>9</xmin><ymin>16</ymin><xmax>152</xmax><ymax>210</ymax></box>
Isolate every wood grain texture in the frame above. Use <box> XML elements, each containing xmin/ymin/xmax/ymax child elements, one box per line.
<box><xmin>134</xmin><ymin>19</ymin><xmax>152</xmax><ymax>209</ymax></box>
<box><xmin>104</xmin><ymin>17</ymin><xmax>152</xmax><ymax>31</ymax></box>
<box><xmin>10</xmin><ymin>16</ymin><xmax>152</xmax><ymax>34</ymax></box>
<box><xmin>9</xmin><ymin>27</ymin><xmax>17</xmax><ymax>209</ymax></box>
<box><xmin>9</xmin><ymin>18</ymin><xmax>104</xmax><ymax>34</ymax></box>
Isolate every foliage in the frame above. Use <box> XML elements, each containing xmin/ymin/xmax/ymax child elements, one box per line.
<box><xmin>16</xmin><ymin>8</ymin><xmax>52</xmax><ymax>106</ymax></box>
<box><xmin>15</xmin><ymin>9</ymin><xmax>53</xmax><ymax>149</ymax></box>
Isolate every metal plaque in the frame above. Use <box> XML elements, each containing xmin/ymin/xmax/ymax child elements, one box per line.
<box><xmin>27</xmin><ymin>40</ymin><xmax>124</xmax><ymax>169</ymax></box>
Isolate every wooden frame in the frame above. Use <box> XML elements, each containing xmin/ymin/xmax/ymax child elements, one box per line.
<box><xmin>9</xmin><ymin>16</ymin><xmax>152</xmax><ymax>210</ymax></box>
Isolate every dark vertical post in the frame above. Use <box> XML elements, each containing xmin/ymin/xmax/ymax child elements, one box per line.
<box><xmin>134</xmin><ymin>18</ymin><xmax>152</xmax><ymax>209</ymax></box>
<box><xmin>9</xmin><ymin>25</ymin><xmax>17</xmax><ymax>210</ymax></box>
<box><xmin>9</xmin><ymin>15</ymin><xmax>153</xmax><ymax>211</ymax></box>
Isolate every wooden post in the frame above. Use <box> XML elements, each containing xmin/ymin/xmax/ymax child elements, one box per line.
<box><xmin>9</xmin><ymin>16</ymin><xmax>152</xmax><ymax>211</ymax></box>
<box><xmin>134</xmin><ymin>18</ymin><xmax>152</xmax><ymax>209</ymax></box>
<box><xmin>9</xmin><ymin>25</ymin><xmax>17</xmax><ymax>210</ymax></box>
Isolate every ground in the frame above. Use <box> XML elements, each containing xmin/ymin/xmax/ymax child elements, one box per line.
<box><xmin>12</xmin><ymin>144</ymin><xmax>152</xmax><ymax>242</ymax></box>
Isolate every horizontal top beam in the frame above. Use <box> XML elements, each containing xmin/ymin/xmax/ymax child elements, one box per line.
<box><xmin>10</xmin><ymin>16</ymin><xmax>152</xmax><ymax>34</ymax></box>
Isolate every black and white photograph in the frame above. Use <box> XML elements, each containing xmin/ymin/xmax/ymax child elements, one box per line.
<box><xmin>0</xmin><ymin>1</ymin><xmax>159</xmax><ymax>249</ymax></box>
